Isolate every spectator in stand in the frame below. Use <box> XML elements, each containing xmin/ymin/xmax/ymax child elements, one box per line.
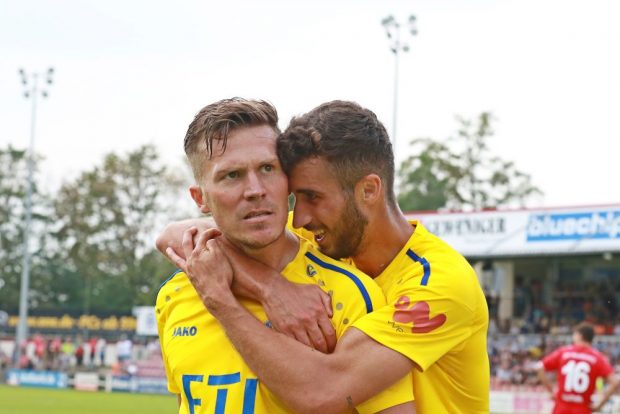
<box><xmin>0</xmin><ymin>347</ymin><xmax>8</xmax><ymax>371</ymax></box>
<box><xmin>33</xmin><ymin>334</ymin><xmax>45</xmax><ymax>368</ymax></box>
<box><xmin>60</xmin><ymin>337</ymin><xmax>74</xmax><ymax>369</ymax></box>
<box><xmin>24</xmin><ymin>337</ymin><xmax>36</xmax><ymax>368</ymax></box>
<box><xmin>115</xmin><ymin>334</ymin><xmax>132</xmax><ymax>363</ymax></box>
<box><xmin>75</xmin><ymin>339</ymin><xmax>84</xmax><ymax>367</ymax></box>
<box><xmin>145</xmin><ymin>338</ymin><xmax>160</xmax><ymax>359</ymax></box>
<box><xmin>19</xmin><ymin>353</ymin><xmax>33</xmax><ymax>370</ymax></box>
<box><xmin>495</xmin><ymin>359</ymin><xmax>513</xmax><ymax>385</ymax></box>
<box><xmin>96</xmin><ymin>337</ymin><xmax>106</xmax><ymax>366</ymax></box>
<box><xmin>87</xmin><ymin>336</ymin><xmax>98</xmax><ymax>367</ymax></box>
<box><xmin>49</xmin><ymin>335</ymin><xmax>62</xmax><ymax>369</ymax></box>
<box><xmin>514</xmin><ymin>275</ymin><xmax>533</xmax><ymax>320</ymax></box>
<box><xmin>536</xmin><ymin>322</ymin><xmax>620</xmax><ymax>413</ymax></box>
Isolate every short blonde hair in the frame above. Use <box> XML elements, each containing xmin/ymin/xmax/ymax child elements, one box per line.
<box><xmin>184</xmin><ymin>98</ymin><xmax>279</xmax><ymax>180</ymax></box>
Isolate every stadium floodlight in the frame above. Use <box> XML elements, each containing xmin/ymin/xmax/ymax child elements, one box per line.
<box><xmin>14</xmin><ymin>67</ymin><xmax>54</xmax><ymax>366</ymax></box>
<box><xmin>381</xmin><ymin>14</ymin><xmax>418</xmax><ymax>155</ymax></box>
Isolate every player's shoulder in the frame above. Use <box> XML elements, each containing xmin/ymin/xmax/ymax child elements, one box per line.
<box><xmin>587</xmin><ymin>345</ymin><xmax>610</xmax><ymax>361</ymax></box>
<box><xmin>156</xmin><ymin>269</ymin><xmax>186</xmax><ymax>298</ymax></box>
<box><xmin>407</xmin><ymin>222</ymin><xmax>474</xmax><ymax>275</ymax></box>
<box><xmin>302</xmin><ymin>242</ymin><xmax>372</xmax><ymax>281</ymax></box>
<box><xmin>555</xmin><ymin>344</ymin><xmax>575</xmax><ymax>354</ymax></box>
<box><xmin>400</xmin><ymin>227</ymin><xmax>481</xmax><ymax>310</ymax></box>
<box><xmin>300</xmin><ymin>241</ymin><xmax>384</xmax><ymax>311</ymax></box>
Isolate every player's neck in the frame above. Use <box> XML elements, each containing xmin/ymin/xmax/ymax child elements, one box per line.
<box><xmin>351</xmin><ymin>205</ymin><xmax>413</xmax><ymax>278</ymax></box>
<box><xmin>237</xmin><ymin>229</ymin><xmax>299</xmax><ymax>272</ymax></box>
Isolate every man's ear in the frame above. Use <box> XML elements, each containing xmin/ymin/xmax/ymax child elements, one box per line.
<box><xmin>355</xmin><ymin>174</ymin><xmax>382</xmax><ymax>205</ymax></box>
<box><xmin>189</xmin><ymin>185</ymin><xmax>211</xmax><ymax>214</ymax></box>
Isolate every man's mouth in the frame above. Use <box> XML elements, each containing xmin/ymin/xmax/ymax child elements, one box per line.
<box><xmin>314</xmin><ymin>230</ymin><xmax>326</xmax><ymax>243</ymax></box>
<box><xmin>244</xmin><ymin>210</ymin><xmax>272</xmax><ymax>220</ymax></box>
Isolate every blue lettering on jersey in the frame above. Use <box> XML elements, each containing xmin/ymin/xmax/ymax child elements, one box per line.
<box><xmin>243</xmin><ymin>378</ymin><xmax>258</xmax><ymax>414</ymax></box>
<box><xmin>173</xmin><ymin>326</ymin><xmax>198</xmax><ymax>337</ymax></box>
<box><xmin>182</xmin><ymin>374</ymin><xmax>204</xmax><ymax>414</ymax></box>
<box><xmin>209</xmin><ymin>373</ymin><xmax>239</xmax><ymax>414</ymax></box>
<box><xmin>181</xmin><ymin>372</ymin><xmax>258</xmax><ymax>413</ymax></box>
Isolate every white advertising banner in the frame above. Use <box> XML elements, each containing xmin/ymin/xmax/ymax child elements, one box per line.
<box><xmin>74</xmin><ymin>372</ymin><xmax>100</xmax><ymax>391</ymax></box>
<box><xmin>133</xmin><ymin>306</ymin><xmax>158</xmax><ymax>336</ymax></box>
<box><xmin>489</xmin><ymin>391</ymin><xmax>619</xmax><ymax>414</ymax></box>
<box><xmin>407</xmin><ymin>205</ymin><xmax>620</xmax><ymax>258</ymax></box>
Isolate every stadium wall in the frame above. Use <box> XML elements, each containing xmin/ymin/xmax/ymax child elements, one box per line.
<box><xmin>490</xmin><ymin>390</ymin><xmax>620</xmax><ymax>413</ymax></box>
<box><xmin>5</xmin><ymin>368</ymin><xmax>168</xmax><ymax>395</ymax></box>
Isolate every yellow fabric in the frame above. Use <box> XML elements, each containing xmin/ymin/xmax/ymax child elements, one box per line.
<box><xmin>352</xmin><ymin>221</ymin><xmax>490</xmax><ymax>414</ymax></box>
<box><xmin>286</xmin><ymin>211</ymin><xmax>314</xmax><ymax>242</ymax></box>
<box><xmin>156</xmin><ymin>236</ymin><xmax>413</xmax><ymax>414</ymax></box>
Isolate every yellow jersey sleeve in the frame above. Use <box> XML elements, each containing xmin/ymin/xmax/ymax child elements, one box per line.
<box><xmin>355</xmin><ymin>373</ymin><xmax>414</xmax><ymax>414</ymax></box>
<box><xmin>352</xmin><ymin>260</ymin><xmax>482</xmax><ymax>372</ymax></box>
<box><xmin>286</xmin><ymin>211</ymin><xmax>315</xmax><ymax>243</ymax></box>
<box><xmin>155</xmin><ymin>270</ymin><xmax>183</xmax><ymax>394</ymax></box>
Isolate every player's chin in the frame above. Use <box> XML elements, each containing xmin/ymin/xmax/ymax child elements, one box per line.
<box><xmin>317</xmin><ymin>243</ymin><xmax>341</xmax><ymax>260</ymax></box>
<box><xmin>245</xmin><ymin>231</ymin><xmax>281</xmax><ymax>249</ymax></box>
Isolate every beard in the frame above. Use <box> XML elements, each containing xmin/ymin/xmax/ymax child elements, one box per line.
<box><xmin>323</xmin><ymin>196</ymin><xmax>368</xmax><ymax>260</ymax></box>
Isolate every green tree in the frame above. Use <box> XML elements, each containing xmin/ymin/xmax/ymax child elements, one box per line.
<box><xmin>397</xmin><ymin>113</ymin><xmax>542</xmax><ymax>211</ymax></box>
<box><xmin>49</xmin><ymin>145</ymin><xmax>186</xmax><ymax>313</ymax></box>
<box><xmin>0</xmin><ymin>146</ymin><xmax>51</xmax><ymax>312</ymax></box>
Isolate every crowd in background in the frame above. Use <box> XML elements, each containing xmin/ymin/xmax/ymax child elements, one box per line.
<box><xmin>0</xmin><ymin>333</ymin><xmax>162</xmax><ymax>380</ymax></box>
<box><xmin>4</xmin><ymin>330</ymin><xmax>620</xmax><ymax>389</ymax></box>
<box><xmin>482</xmin><ymin>273</ymin><xmax>620</xmax><ymax>389</ymax></box>
<box><xmin>486</xmin><ymin>276</ymin><xmax>620</xmax><ymax>336</ymax></box>
<box><xmin>488</xmin><ymin>333</ymin><xmax>620</xmax><ymax>388</ymax></box>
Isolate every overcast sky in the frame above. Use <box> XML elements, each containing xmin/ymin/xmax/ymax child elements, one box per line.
<box><xmin>1</xmin><ymin>0</ymin><xmax>618</xmax><ymax>209</ymax></box>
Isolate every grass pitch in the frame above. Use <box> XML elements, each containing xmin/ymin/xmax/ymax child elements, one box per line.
<box><xmin>0</xmin><ymin>384</ymin><xmax>177</xmax><ymax>414</ymax></box>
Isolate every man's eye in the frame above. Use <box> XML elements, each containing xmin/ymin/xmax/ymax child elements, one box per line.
<box><xmin>225</xmin><ymin>171</ymin><xmax>239</xmax><ymax>179</ymax></box>
<box><xmin>262</xmin><ymin>164</ymin><xmax>274</xmax><ymax>172</ymax></box>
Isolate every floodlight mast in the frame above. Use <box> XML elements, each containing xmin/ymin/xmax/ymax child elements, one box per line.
<box><xmin>381</xmin><ymin>15</ymin><xmax>417</xmax><ymax>156</ymax></box>
<box><xmin>14</xmin><ymin>67</ymin><xmax>54</xmax><ymax>365</ymax></box>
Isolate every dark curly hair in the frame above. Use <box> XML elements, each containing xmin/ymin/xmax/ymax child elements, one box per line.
<box><xmin>277</xmin><ymin>100</ymin><xmax>396</xmax><ymax>205</ymax></box>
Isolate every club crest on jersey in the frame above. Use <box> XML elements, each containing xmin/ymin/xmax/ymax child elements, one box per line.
<box><xmin>306</xmin><ymin>264</ymin><xmax>317</xmax><ymax>277</ymax></box>
<box><xmin>172</xmin><ymin>326</ymin><xmax>197</xmax><ymax>337</ymax></box>
<box><xmin>393</xmin><ymin>296</ymin><xmax>446</xmax><ymax>333</ymax></box>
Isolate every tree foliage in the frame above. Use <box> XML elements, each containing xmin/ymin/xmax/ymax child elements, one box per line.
<box><xmin>397</xmin><ymin>113</ymin><xmax>542</xmax><ymax>211</ymax></box>
<box><xmin>0</xmin><ymin>144</ymin><xmax>189</xmax><ymax>315</ymax></box>
<box><xmin>0</xmin><ymin>147</ymin><xmax>51</xmax><ymax>310</ymax></box>
<box><xmin>50</xmin><ymin>145</ymin><xmax>183</xmax><ymax>313</ymax></box>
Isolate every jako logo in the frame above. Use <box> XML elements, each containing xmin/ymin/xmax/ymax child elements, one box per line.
<box><xmin>172</xmin><ymin>326</ymin><xmax>197</xmax><ymax>337</ymax></box>
<box><xmin>527</xmin><ymin>211</ymin><xmax>620</xmax><ymax>241</ymax></box>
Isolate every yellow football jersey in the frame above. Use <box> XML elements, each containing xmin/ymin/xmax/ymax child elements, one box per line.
<box><xmin>156</xmin><ymin>235</ymin><xmax>413</xmax><ymax>414</ymax></box>
<box><xmin>352</xmin><ymin>221</ymin><xmax>490</xmax><ymax>414</ymax></box>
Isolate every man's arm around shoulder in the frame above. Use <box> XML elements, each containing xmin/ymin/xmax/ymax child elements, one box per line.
<box><xmin>207</xmin><ymin>282</ymin><xmax>415</xmax><ymax>414</ymax></box>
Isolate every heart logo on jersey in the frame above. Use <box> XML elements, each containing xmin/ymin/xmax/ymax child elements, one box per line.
<box><xmin>393</xmin><ymin>296</ymin><xmax>446</xmax><ymax>333</ymax></box>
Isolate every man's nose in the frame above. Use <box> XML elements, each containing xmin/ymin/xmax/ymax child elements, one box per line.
<box><xmin>244</xmin><ymin>172</ymin><xmax>266</xmax><ymax>199</ymax></box>
<box><xmin>292</xmin><ymin>200</ymin><xmax>312</xmax><ymax>229</ymax></box>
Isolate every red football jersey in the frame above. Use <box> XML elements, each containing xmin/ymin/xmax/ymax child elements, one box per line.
<box><xmin>542</xmin><ymin>344</ymin><xmax>614</xmax><ymax>414</ymax></box>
